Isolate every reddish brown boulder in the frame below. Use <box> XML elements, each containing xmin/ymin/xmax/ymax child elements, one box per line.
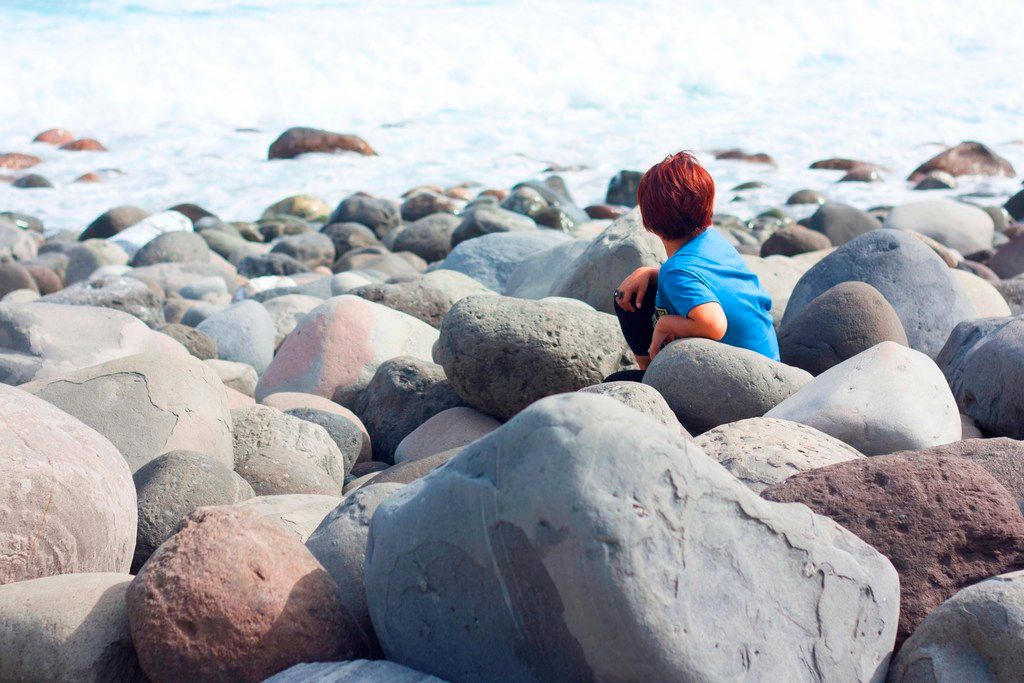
<box><xmin>60</xmin><ymin>138</ymin><xmax>107</xmax><ymax>152</ymax></box>
<box><xmin>478</xmin><ymin>188</ymin><xmax>508</xmax><ymax>201</ymax></box>
<box><xmin>889</xmin><ymin>438</ymin><xmax>1024</xmax><ymax>514</ymax></box>
<box><xmin>809</xmin><ymin>157</ymin><xmax>887</xmax><ymax>171</ymax></box>
<box><xmin>763</xmin><ymin>453</ymin><xmax>1024</xmax><ymax>646</ymax></box>
<box><xmin>0</xmin><ymin>153</ymin><xmax>41</xmax><ymax>170</ymax></box>
<box><xmin>268</xmin><ymin>126</ymin><xmax>376</xmax><ymax>160</ymax></box>
<box><xmin>24</xmin><ymin>264</ymin><xmax>63</xmax><ymax>294</ymax></box>
<box><xmin>75</xmin><ymin>172</ymin><xmax>102</xmax><ymax>183</ymax></box>
<box><xmin>714</xmin><ymin>148</ymin><xmax>776</xmax><ymax>166</ymax></box>
<box><xmin>445</xmin><ymin>186</ymin><xmax>474</xmax><ymax>200</ymax></box>
<box><xmin>33</xmin><ymin>128</ymin><xmax>74</xmax><ymax>145</ymax></box>
<box><xmin>126</xmin><ymin>506</ymin><xmax>369</xmax><ymax>682</ymax></box>
<box><xmin>908</xmin><ymin>141</ymin><xmax>1015</xmax><ymax>182</ymax></box>
<box><xmin>585</xmin><ymin>204</ymin><xmax>629</xmax><ymax>220</ymax></box>
<box><xmin>0</xmin><ymin>263</ymin><xmax>39</xmax><ymax>298</ymax></box>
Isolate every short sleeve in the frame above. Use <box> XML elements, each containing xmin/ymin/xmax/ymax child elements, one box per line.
<box><xmin>661</xmin><ymin>269</ymin><xmax>718</xmax><ymax>316</ymax></box>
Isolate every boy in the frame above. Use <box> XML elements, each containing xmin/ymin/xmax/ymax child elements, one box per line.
<box><xmin>614</xmin><ymin>151</ymin><xmax>778</xmax><ymax>371</ymax></box>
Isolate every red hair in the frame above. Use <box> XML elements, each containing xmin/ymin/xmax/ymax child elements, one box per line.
<box><xmin>637</xmin><ymin>151</ymin><xmax>715</xmax><ymax>241</ymax></box>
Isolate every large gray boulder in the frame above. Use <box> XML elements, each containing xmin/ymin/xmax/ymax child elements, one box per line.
<box><xmin>503</xmin><ymin>239</ymin><xmax>590</xmax><ymax>299</ymax></box>
<box><xmin>42</xmin><ymin>274</ymin><xmax>166</xmax><ymax>327</ymax></box>
<box><xmin>767</xmin><ymin>342</ymin><xmax>961</xmax><ymax>455</ymax></box>
<box><xmin>0</xmin><ymin>384</ymin><xmax>137</xmax><ymax>584</ymax></box>
<box><xmin>351</xmin><ymin>270</ymin><xmax>495</xmax><ymax>328</ymax></box>
<box><xmin>434</xmin><ymin>296</ymin><xmax>632</xmax><ymax>420</ymax></box>
<box><xmin>643</xmin><ymin>338</ymin><xmax>811</xmax><ymax>434</ymax></box>
<box><xmin>197</xmin><ymin>299</ymin><xmax>276</xmax><ymax>374</ymax></box>
<box><xmin>364</xmin><ymin>393</ymin><xmax>899</xmax><ymax>682</ymax></box>
<box><xmin>889</xmin><ymin>571</ymin><xmax>1024</xmax><ymax>682</ymax></box>
<box><xmin>354</xmin><ymin>356</ymin><xmax>465</xmax><ymax>463</ymax></box>
<box><xmin>132</xmin><ymin>450</ymin><xmax>254</xmax><ymax>571</ymax></box>
<box><xmin>440</xmin><ymin>230</ymin><xmax>572</xmax><ymax>292</ymax></box>
<box><xmin>0</xmin><ymin>573</ymin><xmax>144</xmax><ymax>682</ymax></box>
<box><xmin>695</xmin><ymin>417</ymin><xmax>864</xmax><ymax>492</ymax></box>
<box><xmin>937</xmin><ymin>316</ymin><xmax>1024</xmax><ymax>438</ymax></box>
<box><xmin>884</xmin><ymin>199</ymin><xmax>994</xmax><ymax>255</ymax></box>
<box><xmin>23</xmin><ymin>351</ymin><xmax>233</xmax><ymax>472</ymax></box>
<box><xmin>779</xmin><ymin>281</ymin><xmax>909</xmax><ymax>375</ymax></box>
<box><xmin>781</xmin><ymin>229</ymin><xmax>977</xmax><ymax>357</ymax></box>
<box><xmin>551</xmin><ymin>208</ymin><xmax>666</xmax><ymax>313</ymax></box>
<box><xmin>267</xmin><ymin>660</ymin><xmax>444</xmax><ymax>683</ymax></box>
<box><xmin>805</xmin><ymin>202</ymin><xmax>881</xmax><ymax>245</ymax></box>
<box><xmin>306</xmin><ymin>483</ymin><xmax>404</xmax><ymax>658</ymax></box>
<box><xmin>232</xmin><ymin>405</ymin><xmax>348</xmax><ymax>495</ymax></box>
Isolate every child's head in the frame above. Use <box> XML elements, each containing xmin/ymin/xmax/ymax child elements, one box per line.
<box><xmin>637</xmin><ymin>151</ymin><xmax>715</xmax><ymax>243</ymax></box>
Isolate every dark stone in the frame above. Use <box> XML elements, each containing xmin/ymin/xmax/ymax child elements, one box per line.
<box><xmin>23</xmin><ymin>264</ymin><xmax>62</xmax><ymax>294</ymax></box>
<box><xmin>451</xmin><ymin>206</ymin><xmax>536</xmax><ymax>246</ymax></box>
<box><xmin>584</xmin><ymin>204</ymin><xmax>628</xmax><ymax>220</ymax></box>
<box><xmin>354</xmin><ymin>356</ymin><xmax>465</xmax><ymax>463</ymax></box>
<box><xmin>762</xmin><ymin>453</ymin><xmax>1024</xmax><ymax>646</ymax></box>
<box><xmin>778</xmin><ymin>281</ymin><xmax>909</xmax><ymax>375</ymax></box>
<box><xmin>988</xmin><ymin>235</ymin><xmax>1024</xmax><ymax>278</ymax></box>
<box><xmin>271</xmin><ymin>232</ymin><xmax>336</xmax><ymax>269</ymax></box>
<box><xmin>809</xmin><ymin>158</ymin><xmax>885</xmax><ymax>171</ymax></box>
<box><xmin>168</xmin><ymin>203</ymin><xmax>217</xmax><ymax>225</ymax></box>
<box><xmin>760</xmin><ymin>224</ymin><xmax>832</xmax><ymax>257</ymax></box>
<box><xmin>268</xmin><ymin>126</ymin><xmax>376</xmax><ymax>159</ymax></box>
<box><xmin>158</xmin><ymin>323</ymin><xmax>218</xmax><ymax>360</ymax></box>
<box><xmin>782</xmin><ymin>229</ymin><xmax>976</xmax><ymax>357</ymax></box>
<box><xmin>327</xmin><ymin>195</ymin><xmax>401</xmax><ymax>239</ymax></box>
<box><xmin>1006</xmin><ymin>189</ymin><xmax>1024</xmax><ymax>221</ymax></box>
<box><xmin>714</xmin><ymin>149</ymin><xmax>776</xmax><ymax>165</ymax></box>
<box><xmin>385</xmin><ymin>214</ymin><xmax>458</xmax><ymax>263</ymax></box>
<box><xmin>908</xmin><ymin>141</ymin><xmax>1015</xmax><ymax>182</ymax></box>
<box><xmin>80</xmin><ymin>206</ymin><xmax>148</xmax><ymax>241</ymax></box>
<box><xmin>400</xmin><ymin>191</ymin><xmax>459</xmax><ymax>222</ymax></box>
<box><xmin>238</xmin><ymin>253</ymin><xmax>310</xmax><ymax>278</ymax></box>
<box><xmin>785</xmin><ymin>189</ymin><xmax>826</xmax><ymax>205</ymax></box>
<box><xmin>12</xmin><ymin>174</ymin><xmax>53</xmax><ymax>189</ymax></box>
<box><xmin>321</xmin><ymin>222</ymin><xmax>383</xmax><ymax>259</ymax></box>
<box><xmin>258</xmin><ymin>215</ymin><xmax>312</xmax><ymax>242</ymax></box>
<box><xmin>805</xmin><ymin>202</ymin><xmax>880</xmax><ymax>245</ymax></box>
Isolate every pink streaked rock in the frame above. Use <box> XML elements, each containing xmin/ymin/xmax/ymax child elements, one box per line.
<box><xmin>254</xmin><ymin>295</ymin><xmax>438</xmax><ymax>408</ymax></box>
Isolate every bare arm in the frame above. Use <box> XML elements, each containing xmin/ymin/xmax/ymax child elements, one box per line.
<box><xmin>648</xmin><ymin>302</ymin><xmax>728</xmax><ymax>359</ymax></box>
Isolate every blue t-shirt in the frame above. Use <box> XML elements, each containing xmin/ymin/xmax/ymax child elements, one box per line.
<box><xmin>655</xmin><ymin>228</ymin><xmax>780</xmax><ymax>360</ymax></box>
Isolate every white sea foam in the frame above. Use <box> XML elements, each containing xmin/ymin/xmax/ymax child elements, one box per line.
<box><xmin>1</xmin><ymin>0</ymin><xmax>1022</xmax><ymax>232</ymax></box>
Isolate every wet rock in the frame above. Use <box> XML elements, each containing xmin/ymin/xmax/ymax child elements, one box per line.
<box><xmin>908</xmin><ymin>140</ymin><xmax>1015</xmax><ymax>182</ymax></box>
<box><xmin>60</xmin><ymin>138</ymin><xmax>107</xmax><ymax>151</ymax></box>
<box><xmin>268</xmin><ymin>126</ymin><xmax>376</xmax><ymax>159</ymax></box>
<box><xmin>80</xmin><ymin>206</ymin><xmax>149</xmax><ymax>241</ymax></box>
<box><xmin>605</xmin><ymin>170</ymin><xmax>643</xmax><ymax>207</ymax></box>
<box><xmin>786</xmin><ymin>189</ymin><xmax>826</xmax><ymax>205</ymax></box>
<box><xmin>12</xmin><ymin>173</ymin><xmax>53</xmax><ymax>189</ymax></box>
<box><xmin>33</xmin><ymin>128</ymin><xmax>75</xmax><ymax>145</ymax></box>
<box><xmin>262</xmin><ymin>194</ymin><xmax>331</xmax><ymax>221</ymax></box>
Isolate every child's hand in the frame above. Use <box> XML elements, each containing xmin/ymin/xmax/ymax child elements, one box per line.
<box><xmin>648</xmin><ymin>315</ymin><xmax>681</xmax><ymax>359</ymax></box>
<box><xmin>615</xmin><ymin>267</ymin><xmax>659</xmax><ymax>312</ymax></box>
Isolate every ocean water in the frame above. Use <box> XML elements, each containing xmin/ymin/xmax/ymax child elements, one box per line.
<box><xmin>1</xmin><ymin>0</ymin><xmax>1023</xmax><ymax>232</ymax></box>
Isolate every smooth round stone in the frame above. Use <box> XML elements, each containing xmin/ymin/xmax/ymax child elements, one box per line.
<box><xmin>130</xmin><ymin>230</ymin><xmax>211</xmax><ymax>266</ymax></box>
<box><xmin>394</xmin><ymin>406</ymin><xmax>501</xmax><ymax>463</ymax></box>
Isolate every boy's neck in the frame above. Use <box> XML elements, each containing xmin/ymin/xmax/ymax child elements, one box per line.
<box><xmin>660</xmin><ymin>230</ymin><xmax>704</xmax><ymax>257</ymax></box>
